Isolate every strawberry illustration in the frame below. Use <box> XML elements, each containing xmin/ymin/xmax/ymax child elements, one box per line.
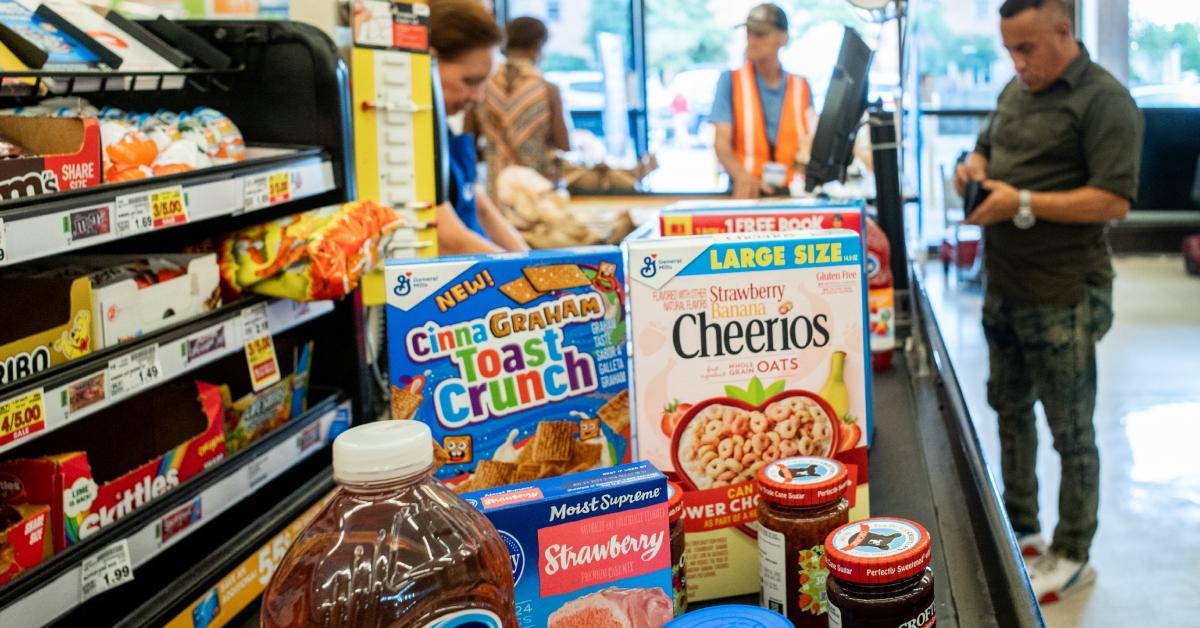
<box><xmin>660</xmin><ymin>400</ymin><xmax>693</xmax><ymax>437</ymax></box>
<box><xmin>836</xmin><ymin>415</ymin><xmax>862</xmax><ymax>453</ymax></box>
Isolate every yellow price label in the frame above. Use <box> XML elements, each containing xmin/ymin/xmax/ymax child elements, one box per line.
<box><xmin>150</xmin><ymin>187</ymin><xmax>188</xmax><ymax>228</ymax></box>
<box><xmin>244</xmin><ymin>335</ymin><xmax>281</xmax><ymax>392</ymax></box>
<box><xmin>268</xmin><ymin>172</ymin><xmax>292</xmax><ymax>205</ymax></box>
<box><xmin>0</xmin><ymin>388</ymin><xmax>46</xmax><ymax>447</ymax></box>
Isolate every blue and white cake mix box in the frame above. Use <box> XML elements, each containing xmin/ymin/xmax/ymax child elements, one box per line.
<box><xmin>385</xmin><ymin>247</ymin><xmax>631</xmax><ymax>492</ymax></box>
<box><xmin>462</xmin><ymin>462</ymin><xmax>675</xmax><ymax>628</ymax></box>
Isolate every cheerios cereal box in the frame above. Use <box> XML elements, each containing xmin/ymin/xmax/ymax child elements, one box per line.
<box><xmin>385</xmin><ymin>247</ymin><xmax>631</xmax><ymax>493</ymax></box>
<box><xmin>626</xmin><ymin>230</ymin><xmax>872</xmax><ymax>601</ymax></box>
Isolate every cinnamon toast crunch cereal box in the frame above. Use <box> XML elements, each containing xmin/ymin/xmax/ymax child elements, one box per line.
<box><xmin>386</xmin><ymin>247</ymin><xmax>630</xmax><ymax>492</ymax></box>
<box><xmin>626</xmin><ymin>231</ymin><xmax>872</xmax><ymax>601</ymax></box>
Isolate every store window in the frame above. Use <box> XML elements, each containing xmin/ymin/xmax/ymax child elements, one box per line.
<box><xmin>641</xmin><ymin>0</ymin><xmax>901</xmax><ymax>193</ymax></box>
<box><xmin>911</xmin><ymin>0</ymin><xmax>1010</xmax><ymax>246</ymax></box>
<box><xmin>1128</xmin><ymin>1</ymin><xmax>1200</xmax><ymax>105</ymax></box>
<box><xmin>505</xmin><ymin>0</ymin><xmax>639</xmax><ymax>164</ymax></box>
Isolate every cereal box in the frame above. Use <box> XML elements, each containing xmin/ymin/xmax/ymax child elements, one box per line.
<box><xmin>658</xmin><ymin>199</ymin><xmax>896</xmax><ymax>367</ymax></box>
<box><xmin>386</xmin><ymin>247</ymin><xmax>631</xmax><ymax>492</ymax></box>
<box><xmin>659</xmin><ymin>199</ymin><xmax>865</xmax><ymax>236</ymax></box>
<box><xmin>626</xmin><ymin>231</ymin><xmax>872</xmax><ymax>601</ymax></box>
<box><xmin>462</xmin><ymin>461</ymin><xmax>674</xmax><ymax>628</ymax></box>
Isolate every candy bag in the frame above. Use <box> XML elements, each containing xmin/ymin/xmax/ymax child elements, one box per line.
<box><xmin>218</xmin><ymin>200</ymin><xmax>405</xmax><ymax>301</ymax></box>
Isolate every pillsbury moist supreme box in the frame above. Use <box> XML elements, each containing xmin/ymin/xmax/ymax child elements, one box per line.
<box><xmin>626</xmin><ymin>230</ymin><xmax>873</xmax><ymax>602</ymax></box>
<box><xmin>462</xmin><ymin>461</ymin><xmax>675</xmax><ymax>628</ymax></box>
<box><xmin>385</xmin><ymin>247</ymin><xmax>631</xmax><ymax>493</ymax></box>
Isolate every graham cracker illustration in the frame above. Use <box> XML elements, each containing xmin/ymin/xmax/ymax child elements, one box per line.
<box><xmin>513</xmin><ymin>463</ymin><xmax>543</xmax><ymax>484</ymax></box>
<box><xmin>567</xmin><ymin>441</ymin><xmax>603</xmax><ymax>474</ymax></box>
<box><xmin>473</xmin><ymin>460</ymin><xmax>516</xmax><ymax>490</ymax></box>
<box><xmin>499</xmin><ymin>277</ymin><xmax>545</xmax><ymax>304</ymax></box>
<box><xmin>390</xmin><ymin>385</ymin><xmax>422</xmax><ymax>419</ymax></box>
<box><xmin>523</xmin><ymin>264</ymin><xmax>591</xmax><ymax>292</ymax></box>
<box><xmin>533</xmin><ymin>421</ymin><xmax>575</xmax><ymax>462</ymax></box>
<box><xmin>597</xmin><ymin>390</ymin><xmax>630</xmax><ymax>434</ymax></box>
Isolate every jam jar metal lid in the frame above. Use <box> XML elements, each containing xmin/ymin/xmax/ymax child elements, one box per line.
<box><xmin>824</xmin><ymin>517</ymin><xmax>932</xmax><ymax>585</ymax></box>
<box><xmin>666</xmin><ymin>481</ymin><xmax>684</xmax><ymax>523</ymax></box>
<box><xmin>665</xmin><ymin>604</ymin><xmax>791</xmax><ymax>627</ymax></box>
<box><xmin>755</xmin><ymin>456</ymin><xmax>850</xmax><ymax>507</ymax></box>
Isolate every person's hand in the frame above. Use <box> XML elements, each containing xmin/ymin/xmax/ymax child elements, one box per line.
<box><xmin>964</xmin><ymin>180</ymin><xmax>1020</xmax><ymax>227</ymax></box>
<box><xmin>733</xmin><ymin>173</ymin><xmax>771</xmax><ymax>199</ymax></box>
<box><xmin>954</xmin><ymin>155</ymin><xmax>987</xmax><ymax>197</ymax></box>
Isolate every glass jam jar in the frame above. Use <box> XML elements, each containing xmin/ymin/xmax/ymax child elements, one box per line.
<box><xmin>756</xmin><ymin>456</ymin><xmax>852</xmax><ymax>627</ymax></box>
<box><xmin>667</xmin><ymin>481</ymin><xmax>687</xmax><ymax>616</ymax></box>
<box><xmin>824</xmin><ymin>518</ymin><xmax>936</xmax><ymax>628</ymax></box>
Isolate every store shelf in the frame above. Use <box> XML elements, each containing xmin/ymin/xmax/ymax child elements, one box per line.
<box><xmin>0</xmin><ymin>297</ymin><xmax>335</xmax><ymax>456</ymax></box>
<box><xmin>0</xmin><ymin>392</ymin><xmax>350</xmax><ymax>628</ymax></box>
<box><xmin>0</xmin><ymin>66</ymin><xmax>244</xmax><ymax>97</ymax></box>
<box><xmin>0</xmin><ymin>146</ymin><xmax>336</xmax><ymax>268</ymax></box>
<box><xmin>117</xmin><ymin>471</ymin><xmax>335</xmax><ymax>628</ymax></box>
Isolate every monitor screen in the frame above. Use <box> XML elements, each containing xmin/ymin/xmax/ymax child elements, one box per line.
<box><xmin>805</xmin><ymin>27</ymin><xmax>873</xmax><ymax>192</ymax></box>
<box><xmin>1134</xmin><ymin>108</ymin><xmax>1200</xmax><ymax>211</ymax></box>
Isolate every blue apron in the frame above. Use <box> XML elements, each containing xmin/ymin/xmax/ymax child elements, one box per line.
<box><xmin>447</xmin><ymin>132</ymin><xmax>486</xmax><ymax>237</ymax></box>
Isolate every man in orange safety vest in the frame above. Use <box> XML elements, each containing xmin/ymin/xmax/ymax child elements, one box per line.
<box><xmin>712</xmin><ymin>3</ymin><xmax>818</xmax><ymax>198</ymax></box>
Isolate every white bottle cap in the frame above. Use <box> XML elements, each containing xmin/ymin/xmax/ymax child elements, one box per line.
<box><xmin>333</xmin><ymin>420</ymin><xmax>434</xmax><ymax>484</ymax></box>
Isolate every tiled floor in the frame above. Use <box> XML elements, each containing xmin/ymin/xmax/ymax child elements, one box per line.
<box><xmin>923</xmin><ymin>256</ymin><xmax>1200</xmax><ymax>628</ymax></box>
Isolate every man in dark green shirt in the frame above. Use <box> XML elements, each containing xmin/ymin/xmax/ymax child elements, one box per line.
<box><xmin>955</xmin><ymin>0</ymin><xmax>1142</xmax><ymax>605</ymax></box>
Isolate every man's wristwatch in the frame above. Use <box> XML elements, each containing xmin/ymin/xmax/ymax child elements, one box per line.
<box><xmin>1014</xmin><ymin>190</ymin><xmax>1036</xmax><ymax>230</ymax></box>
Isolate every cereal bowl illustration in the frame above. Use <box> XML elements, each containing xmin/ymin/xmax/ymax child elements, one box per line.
<box><xmin>669</xmin><ymin>377</ymin><xmax>839</xmax><ymax>492</ymax></box>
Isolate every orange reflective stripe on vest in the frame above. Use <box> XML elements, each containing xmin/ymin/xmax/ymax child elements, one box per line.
<box><xmin>731</xmin><ymin>62</ymin><xmax>811</xmax><ymax>186</ymax></box>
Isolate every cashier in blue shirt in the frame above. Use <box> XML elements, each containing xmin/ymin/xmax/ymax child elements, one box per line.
<box><xmin>431</xmin><ymin>0</ymin><xmax>528</xmax><ymax>254</ymax></box>
<box><xmin>711</xmin><ymin>3</ymin><xmax>818</xmax><ymax>198</ymax></box>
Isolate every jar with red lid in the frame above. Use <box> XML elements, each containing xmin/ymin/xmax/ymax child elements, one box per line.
<box><xmin>667</xmin><ymin>481</ymin><xmax>687</xmax><ymax>616</ymax></box>
<box><xmin>824</xmin><ymin>517</ymin><xmax>936</xmax><ymax>627</ymax></box>
<box><xmin>755</xmin><ymin>456</ymin><xmax>852</xmax><ymax>627</ymax></box>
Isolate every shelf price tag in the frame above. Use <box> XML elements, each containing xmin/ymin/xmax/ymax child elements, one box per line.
<box><xmin>242</xmin><ymin>174</ymin><xmax>269</xmax><ymax>213</ymax></box>
<box><xmin>242</xmin><ymin>304</ymin><xmax>280</xmax><ymax>392</ymax></box>
<box><xmin>268</xmin><ymin>171</ymin><xmax>292</xmax><ymax>204</ymax></box>
<box><xmin>107</xmin><ymin>346</ymin><xmax>163</xmax><ymax>399</ymax></box>
<box><xmin>113</xmin><ymin>192</ymin><xmax>154</xmax><ymax>238</ymax></box>
<box><xmin>0</xmin><ymin>388</ymin><xmax>45</xmax><ymax>447</ymax></box>
<box><xmin>150</xmin><ymin>186</ymin><xmax>188</xmax><ymax>228</ymax></box>
<box><xmin>80</xmin><ymin>539</ymin><xmax>134</xmax><ymax>601</ymax></box>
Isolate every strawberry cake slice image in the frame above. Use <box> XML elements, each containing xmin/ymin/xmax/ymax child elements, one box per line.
<box><xmin>547</xmin><ymin>587</ymin><xmax>674</xmax><ymax>628</ymax></box>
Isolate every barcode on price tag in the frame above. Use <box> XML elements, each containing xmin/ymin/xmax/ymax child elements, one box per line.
<box><xmin>241</xmin><ymin>303</ymin><xmax>272</xmax><ymax>339</ymax></box>
<box><xmin>242</xmin><ymin>174</ymin><xmax>270</xmax><ymax>213</ymax></box>
<box><xmin>242</xmin><ymin>304</ymin><xmax>280</xmax><ymax>392</ymax></box>
<box><xmin>107</xmin><ymin>346</ymin><xmax>163</xmax><ymax>399</ymax></box>
<box><xmin>150</xmin><ymin>186</ymin><xmax>188</xmax><ymax>228</ymax></box>
<box><xmin>0</xmin><ymin>388</ymin><xmax>45</xmax><ymax>447</ymax></box>
<box><xmin>113</xmin><ymin>192</ymin><xmax>154</xmax><ymax>238</ymax></box>
<box><xmin>80</xmin><ymin>539</ymin><xmax>134</xmax><ymax>600</ymax></box>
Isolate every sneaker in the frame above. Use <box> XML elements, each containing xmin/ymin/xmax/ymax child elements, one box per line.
<box><xmin>1028</xmin><ymin>553</ymin><xmax>1096</xmax><ymax>605</ymax></box>
<box><xmin>1017</xmin><ymin>533</ymin><xmax>1047</xmax><ymax>564</ymax></box>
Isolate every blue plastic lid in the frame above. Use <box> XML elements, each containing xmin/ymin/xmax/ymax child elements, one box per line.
<box><xmin>665</xmin><ymin>605</ymin><xmax>791</xmax><ymax>628</ymax></box>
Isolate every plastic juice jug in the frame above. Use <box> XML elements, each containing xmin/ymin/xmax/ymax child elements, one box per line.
<box><xmin>261</xmin><ymin>420</ymin><xmax>518</xmax><ymax>627</ymax></box>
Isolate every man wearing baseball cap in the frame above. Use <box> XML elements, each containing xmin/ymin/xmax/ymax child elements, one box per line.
<box><xmin>711</xmin><ymin>3</ymin><xmax>817</xmax><ymax>198</ymax></box>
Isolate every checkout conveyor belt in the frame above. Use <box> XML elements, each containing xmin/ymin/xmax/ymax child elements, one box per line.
<box><xmin>701</xmin><ymin>273</ymin><xmax>1045</xmax><ymax>627</ymax></box>
<box><xmin>868</xmin><ymin>273</ymin><xmax>1043</xmax><ymax>627</ymax></box>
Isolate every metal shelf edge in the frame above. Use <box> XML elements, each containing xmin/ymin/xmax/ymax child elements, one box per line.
<box><xmin>0</xmin><ymin>150</ymin><xmax>336</xmax><ymax>268</ymax></box>
<box><xmin>0</xmin><ymin>394</ymin><xmax>350</xmax><ymax>628</ymax></box>
<box><xmin>0</xmin><ymin>298</ymin><xmax>335</xmax><ymax>456</ymax></box>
